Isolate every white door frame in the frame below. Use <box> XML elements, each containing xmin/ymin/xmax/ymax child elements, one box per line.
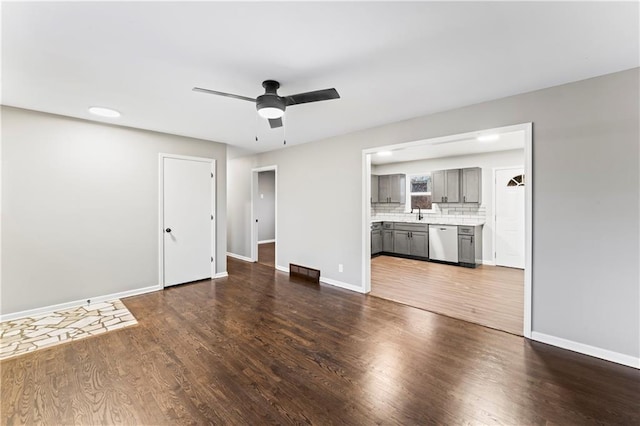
<box><xmin>361</xmin><ymin>122</ymin><xmax>533</xmax><ymax>338</ymax></box>
<box><xmin>251</xmin><ymin>165</ymin><xmax>278</xmax><ymax>265</ymax></box>
<box><xmin>492</xmin><ymin>165</ymin><xmax>525</xmax><ymax>268</ymax></box>
<box><xmin>158</xmin><ymin>153</ymin><xmax>216</xmax><ymax>288</ymax></box>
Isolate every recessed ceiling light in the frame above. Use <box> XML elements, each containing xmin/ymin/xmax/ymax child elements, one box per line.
<box><xmin>377</xmin><ymin>151</ymin><xmax>393</xmax><ymax>157</ymax></box>
<box><xmin>477</xmin><ymin>134</ymin><xmax>500</xmax><ymax>142</ymax></box>
<box><xmin>88</xmin><ymin>106</ymin><xmax>121</xmax><ymax>118</ymax></box>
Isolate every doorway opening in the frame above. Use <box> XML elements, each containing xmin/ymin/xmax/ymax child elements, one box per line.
<box><xmin>362</xmin><ymin>123</ymin><xmax>532</xmax><ymax>337</ymax></box>
<box><xmin>251</xmin><ymin>166</ymin><xmax>277</xmax><ymax>268</ymax></box>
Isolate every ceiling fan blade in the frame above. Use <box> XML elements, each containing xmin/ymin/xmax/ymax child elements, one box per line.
<box><xmin>268</xmin><ymin>118</ymin><xmax>283</xmax><ymax>128</ymax></box>
<box><xmin>192</xmin><ymin>87</ymin><xmax>255</xmax><ymax>103</ymax></box>
<box><xmin>285</xmin><ymin>88</ymin><xmax>340</xmax><ymax>106</ymax></box>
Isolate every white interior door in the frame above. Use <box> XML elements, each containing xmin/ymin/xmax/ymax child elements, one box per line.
<box><xmin>495</xmin><ymin>167</ymin><xmax>525</xmax><ymax>268</ymax></box>
<box><xmin>163</xmin><ymin>157</ymin><xmax>213</xmax><ymax>286</ymax></box>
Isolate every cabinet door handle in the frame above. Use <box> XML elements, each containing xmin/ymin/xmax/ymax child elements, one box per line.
<box><xmin>470</xmin><ymin>236</ymin><xmax>473</xmax><ymax>244</ymax></box>
<box><xmin>463</xmin><ymin>195</ymin><xmax>466</xmax><ymax>202</ymax></box>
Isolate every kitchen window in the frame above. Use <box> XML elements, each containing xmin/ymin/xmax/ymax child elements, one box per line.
<box><xmin>406</xmin><ymin>173</ymin><xmax>432</xmax><ymax>212</ymax></box>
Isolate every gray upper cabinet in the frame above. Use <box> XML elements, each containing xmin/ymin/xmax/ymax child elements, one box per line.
<box><xmin>432</xmin><ymin>169</ymin><xmax>460</xmax><ymax>203</ymax></box>
<box><xmin>461</xmin><ymin>167</ymin><xmax>482</xmax><ymax>203</ymax></box>
<box><xmin>377</xmin><ymin>174</ymin><xmax>406</xmax><ymax>203</ymax></box>
<box><xmin>371</xmin><ymin>175</ymin><xmax>379</xmax><ymax>204</ymax></box>
<box><xmin>432</xmin><ymin>167</ymin><xmax>481</xmax><ymax>203</ymax></box>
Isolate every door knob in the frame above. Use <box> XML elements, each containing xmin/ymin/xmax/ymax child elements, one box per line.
<box><xmin>165</xmin><ymin>228</ymin><xmax>172</xmax><ymax>233</ymax></box>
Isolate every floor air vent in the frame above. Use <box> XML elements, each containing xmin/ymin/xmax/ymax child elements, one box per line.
<box><xmin>289</xmin><ymin>263</ymin><xmax>320</xmax><ymax>284</ymax></box>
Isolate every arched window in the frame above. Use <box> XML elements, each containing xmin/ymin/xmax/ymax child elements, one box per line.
<box><xmin>507</xmin><ymin>174</ymin><xmax>525</xmax><ymax>187</ymax></box>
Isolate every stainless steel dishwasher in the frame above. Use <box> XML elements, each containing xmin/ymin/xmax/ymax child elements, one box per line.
<box><xmin>428</xmin><ymin>225</ymin><xmax>459</xmax><ymax>263</ymax></box>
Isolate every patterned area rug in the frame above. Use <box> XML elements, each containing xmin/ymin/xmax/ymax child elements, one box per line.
<box><xmin>0</xmin><ymin>299</ymin><xmax>137</xmax><ymax>361</ymax></box>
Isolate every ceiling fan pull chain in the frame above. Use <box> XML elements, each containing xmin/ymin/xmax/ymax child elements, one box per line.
<box><xmin>255</xmin><ymin>110</ymin><xmax>259</xmax><ymax>142</ymax></box>
<box><xmin>283</xmin><ymin>115</ymin><xmax>286</xmax><ymax>145</ymax></box>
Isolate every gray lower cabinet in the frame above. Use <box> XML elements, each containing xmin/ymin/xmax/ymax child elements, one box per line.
<box><xmin>458</xmin><ymin>225</ymin><xmax>483</xmax><ymax>267</ymax></box>
<box><xmin>382</xmin><ymin>229</ymin><xmax>394</xmax><ymax>252</ymax></box>
<box><xmin>392</xmin><ymin>223</ymin><xmax>429</xmax><ymax>258</ymax></box>
<box><xmin>409</xmin><ymin>232</ymin><xmax>429</xmax><ymax>258</ymax></box>
<box><xmin>393</xmin><ymin>231</ymin><xmax>411</xmax><ymax>255</ymax></box>
<box><xmin>371</xmin><ymin>230</ymin><xmax>382</xmax><ymax>254</ymax></box>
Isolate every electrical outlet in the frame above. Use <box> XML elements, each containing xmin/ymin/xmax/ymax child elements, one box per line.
<box><xmin>338</xmin><ymin>264</ymin><xmax>343</xmax><ymax>273</ymax></box>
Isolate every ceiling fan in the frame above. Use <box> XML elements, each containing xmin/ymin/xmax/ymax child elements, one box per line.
<box><xmin>192</xmin><ymin>80</ymin><xmax>340</xmax><ymax>129</ymax></box>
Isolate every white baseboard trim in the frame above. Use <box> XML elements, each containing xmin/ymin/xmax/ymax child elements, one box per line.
<box><xmin>482</xmin><ymin>260</ymin><xmax>496</xmax><ymax>266</ymax></box>
<box><xmin>213</xmin><ymin>272</ymin><xmax>229</xmax><ymax>279</ymax></box>
<box><xmin>0</xmin><ymin>284</ymin><xmax>162</xmax><ymax>322</ymax></box>
<box><xmin>258</xmin><ymin>239</ymin><xmax>276</xmax><ymax>244</ymax></box>
<box><xmin>226</xmin><ymin>252</ymin><xmax>253</xmax><ymax>263</ymax></box>
<box><xmin>320</xmin><ymin>276</ymin><xmax>366</xmax><ymax>294</ymax></box>
<box><xmin>275</xmin><ymin>265</ymin><xmax>289</xmax><ymax>273</ymax></box>
<box><xmin>531</xmin><ymin>331</ymin><xmax>639</xmax><ymax>369</ymax></box>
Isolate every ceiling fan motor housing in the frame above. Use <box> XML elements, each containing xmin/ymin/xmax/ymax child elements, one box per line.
<box><xmin>256</xmin><ymin>81</ymin><xmax>286</xmax><ymax>117</ymax></box>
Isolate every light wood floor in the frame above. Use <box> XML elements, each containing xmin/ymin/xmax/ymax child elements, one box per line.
<box><xmin>258</xmin><ymin>242</ymin><xmax>275</xmax><ymax>268</ymax></box>
<box><xmin>1</xmin><ymin>258</ymin><xmax>638</xmax><ymax>424</ymax></box>
<box><xmin>371</xmin><ymin>255</ymin><xmax>524</xmax><ymax>335</ymax></box>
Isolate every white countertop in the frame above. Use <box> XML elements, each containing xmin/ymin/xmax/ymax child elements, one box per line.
<box><xmin>371</xmin><ymin>217</ymin><xmax>485</xmax><ymax>226</ymax></box>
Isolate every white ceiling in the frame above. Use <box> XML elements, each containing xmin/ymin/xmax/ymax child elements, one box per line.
<box><xmin>2</xmin><ymin>2</ymin><xmax>638</xmax><ymax>154</ymax></box>
<box><xmin>370</xmin><ymin>130</ymin><xmax>524</xmax><ymax>165</ymax></box>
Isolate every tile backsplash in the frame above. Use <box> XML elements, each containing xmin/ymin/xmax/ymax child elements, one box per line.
<box><xmin>372</xmin><ymin>203</ymin><xmax>486</xmax><ymax>224</ymax></box>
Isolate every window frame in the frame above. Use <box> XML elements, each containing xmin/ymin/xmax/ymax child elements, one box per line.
<box><xmin>405</xmin><ymin>172</ymin><xmax>433</xmax><ymax>213</ymax></box>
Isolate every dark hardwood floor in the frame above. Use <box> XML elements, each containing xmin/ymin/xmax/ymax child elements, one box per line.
<box><xmin>371</xmin><ymin>255</ymin><xmax>524</xmax><ymax>335</ymax></box>
<box><xmin>1</xmin><ymin>258</ymin><xmax>638</xmax><ymax>424</ymax></box>
<box><xmin>257</xmin><ymin>241</ymin><xmax>275</xmax><ymax>268</ymax></box>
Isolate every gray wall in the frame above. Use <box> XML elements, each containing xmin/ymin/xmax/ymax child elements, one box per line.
<box><xmin>373</xmin><ymin>149</ymin><xmax>525</xmax><ymax>262</ymax></box>
<box><xmin>229</xmin><ymin>68</ymin><xmax>639</xmax><ymax>359</ymax></box>
<box><xmin>257</xmin><ymin>171</ymin><xmax>275</xmax><ymax>242</ymax></box>
<box><xmin>1</xmin><ymin>106</ymin><xmax>228</xmax><ymax>314</ymax></box>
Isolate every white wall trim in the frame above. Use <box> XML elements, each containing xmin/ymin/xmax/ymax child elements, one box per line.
<box><xmin>531</xmin><ymin>331</ymin><xmax>640</xmax><ymax>369</ymax></box>
<box><xmin>362</xmin><ymin>122</ymin><xmax>534</xmax><ymax>338</ymax></box>
<box><xmin>275</xmin><ymin>265</ymin><xmax>289</xmax><ymax>273</ymax></box>
<box><xmin>0</xmin><ymin>284</ymin><xmax>162</xmax><ymax>322</ymax></box>
<box><xmin>213</xmin><ymin>272</ymin><xmax>229</xmax><ymax>279</ymax></box>
<box><xmin>251</xmin><ymin>165</ymin><xmax>278</xmax><ymax>264</ymax></box>
<box><xmin>482</xmin><ymin>260</ymin><xmax>497</xmax><ymax>266</ymax></box>
<box><xmin>226</xmin><ymin>252</ymin><xmax>254</xmax><ymax>263</ymax></box>
<box><xmin>321</xmin><ymin>276</ymin><xmax>367</xmax><ymax>294</ymax></box>
<box><xmin>523</xmin><ymin>123</ymin><xmax>533</xmax><ymax>339</ymax></box>
<box><xmin>258</xmin><ymin>239</ymin><xmax>276</xmax><ymax>244</ymax></box>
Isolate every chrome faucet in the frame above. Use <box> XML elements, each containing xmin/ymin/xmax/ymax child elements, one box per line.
<box><xmin>417</xmin><ymin>207</ymin><xmax>423</xmax><ymax>221</ymax></box>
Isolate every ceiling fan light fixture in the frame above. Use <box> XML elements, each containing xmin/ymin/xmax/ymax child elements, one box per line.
<box><xmin>256</xmin><ymin>93</ymin><xmax>285</xmax><ymax>119</ymax></box>
<box><xmin>257</xmin><ymin>106</ymin><xmax>285</xmax><ymax>119</ymax></box>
